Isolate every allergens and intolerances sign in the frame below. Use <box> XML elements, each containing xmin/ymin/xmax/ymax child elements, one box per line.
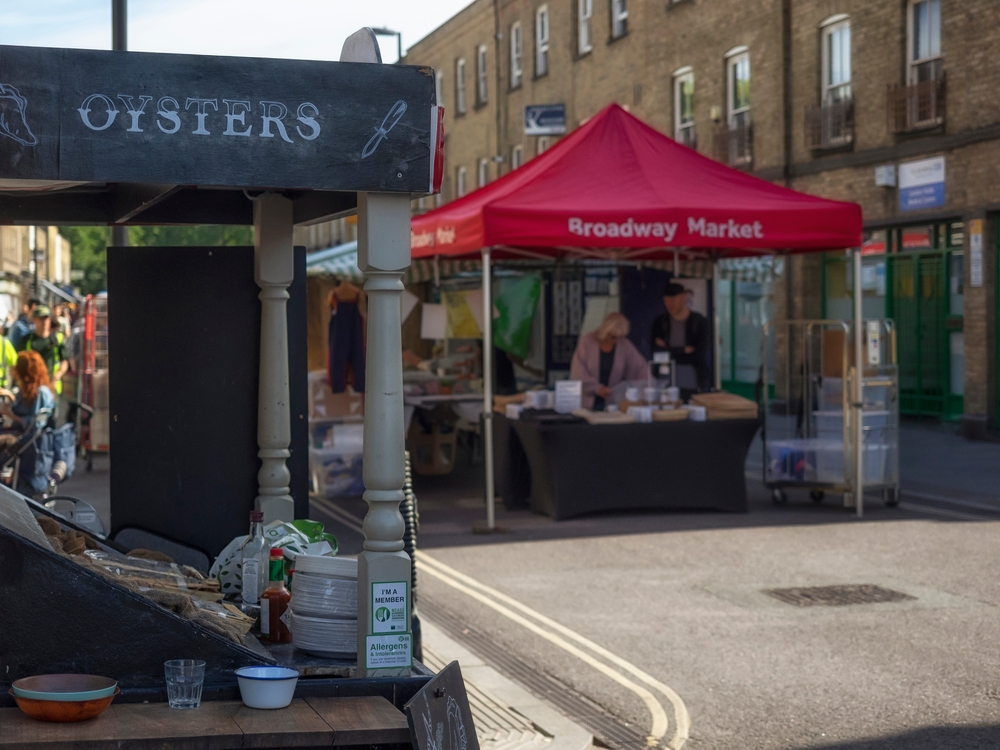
<box><xmin>366</xmin><ymin>634</ymin><xmax>413</xmax><ymax>669</ymax></box>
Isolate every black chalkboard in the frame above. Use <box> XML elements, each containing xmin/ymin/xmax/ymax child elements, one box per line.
<box><xmin>107</xmin><ymin>245</ymin><xmax>308</xmax><ymax>558</ymax></box>
<box><xmin>405</xmin><ymin>662</ymin><xmax>480</xmax><ymax>750</ymax></box>
<box><xmin>0</xmin><ymin>45</ymin><xmax>434</xmax><ymax>193</ymax></box>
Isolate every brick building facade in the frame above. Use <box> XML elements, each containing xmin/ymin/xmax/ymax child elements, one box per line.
<box><xmin>406</xmin><ymin>0</ymin><xmax>1000</xmax><ymax>436</ymax></box>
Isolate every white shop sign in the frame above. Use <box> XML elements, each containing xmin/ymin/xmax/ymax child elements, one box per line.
<box><xmin>969</xmin><ymin>219</ymin><xmax>983</xmax><ymax>287</ymax></box>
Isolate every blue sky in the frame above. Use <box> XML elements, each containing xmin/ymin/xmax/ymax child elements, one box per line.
<box><xmin>0</xmin><ymin>0</ymin><xmax>474</xmax><ymax>62</ymax></box>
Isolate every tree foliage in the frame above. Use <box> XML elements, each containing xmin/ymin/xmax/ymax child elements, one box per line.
<box><xmin>62</xmin><ymin>225</ymin><xmax>254</xmax><ymax>296</ymax></box>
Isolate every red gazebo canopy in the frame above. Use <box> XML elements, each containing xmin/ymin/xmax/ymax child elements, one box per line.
<box><xmin>411</xmin><ymin>104</ymin><xmax>862</xmax><ymax>260</ymax></box>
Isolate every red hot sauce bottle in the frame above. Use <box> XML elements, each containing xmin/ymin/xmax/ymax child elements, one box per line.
<box><xmin>260</xmin><ymin>548</ymin><xmax>292</xmax><ymax>644</ymax></box>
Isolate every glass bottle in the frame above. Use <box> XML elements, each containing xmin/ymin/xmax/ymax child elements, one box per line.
<box><xmin>260</xmin><ymin>547</ymin><xmax>292</xmax><ymax>643</ymax></box>
<box><xmin>240</xmin><ymin>510</ymin><xmax>267</xmax><ymax>610</ymax></box>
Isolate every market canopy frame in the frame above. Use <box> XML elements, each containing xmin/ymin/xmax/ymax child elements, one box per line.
<box><xmin>411</xmin><ymin>103</ymin><xmax>862</xmax><ymax>262</ymax></box>
<box><xmin>409</xmin><ymin>103</ymin><xmax>864</xmax><ymax>530</ymax></box>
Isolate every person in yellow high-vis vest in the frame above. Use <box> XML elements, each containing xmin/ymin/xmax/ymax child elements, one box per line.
<box><xmin>0</xmin><ymin>333</ymin><xmax>17</xmax><ymax>389</ymax></box>
<box><xmin>17</xmin><ymin>306</ymin><xmax>68</xmax><ymax>396</ymax></box>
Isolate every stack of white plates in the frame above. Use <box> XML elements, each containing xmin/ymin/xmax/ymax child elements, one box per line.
<box><xmin>290</xmin><ymin>612</ymin><xmax>355</xmax><ymax>657</ymax></box>
<box><xmin>291</xmin><ymin>573</ymin><xmax>357</xmax><ymax>618</ymax></box>
<box><xmin>290</xmin><ymin>555</ymin><xmax>358</xmax><ymax>659</ymax></box>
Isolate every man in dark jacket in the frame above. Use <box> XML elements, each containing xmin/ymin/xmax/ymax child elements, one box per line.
<box><xmin>651</xmin><ymin>282</ymin><xmax>711</xmax><ymax>392</ymax></box>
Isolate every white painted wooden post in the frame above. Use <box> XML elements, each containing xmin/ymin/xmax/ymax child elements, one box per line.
<box><xmin>356</xmin><ymin>192</ymin><xmax>413</xmax><ymax>676</ymax></box>
<box><xmin>253</xmin><ymin>194</ymin><xmax>295</xmax><ymax>524</ymax></box>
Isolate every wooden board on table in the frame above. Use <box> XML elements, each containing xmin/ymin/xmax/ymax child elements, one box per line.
<box><xmin>572</xmin><ymin>409</ymin><xmax>635</xmax><ymax>425</ymax></box>
<box><xmin>691</xmin><ymin>392</ymin><xmax>758</xmax><ymax>420</ymax></box>
<box><xmin>231</xmin><ymin>699</ymin><xmax>334</xmax><ymax>749</ymax></box>
<box><xmin>106</xmin><ymin>703</ymin><xmax>244</xmax><ymax>750</ymax></box>
<box><xmin>306</xmin><ymin>695</ymin><xmax>411</xmax><ymax>746</ymax></box>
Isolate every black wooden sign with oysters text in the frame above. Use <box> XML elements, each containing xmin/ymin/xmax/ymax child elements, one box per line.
<box><xmin>0</xmin><ymin>45</ymin><xmax>435</xmax><ymax>192</ymax></box>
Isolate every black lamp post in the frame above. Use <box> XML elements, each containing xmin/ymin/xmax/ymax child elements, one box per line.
<box><xmin>111</xmin><ymin>0</ymin><xmax>129</xmax><ymax>248</ymax></box>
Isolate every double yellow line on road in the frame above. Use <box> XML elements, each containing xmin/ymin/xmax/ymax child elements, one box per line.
<box><xmin>311</xmin><ymin>495</ymin><xmax>690</xmax><ymax>750</ymax></box>
<box><xmin>416</xmin><ymin>552</ymin><xmax>690</xmax><ymax>750</ymax></box>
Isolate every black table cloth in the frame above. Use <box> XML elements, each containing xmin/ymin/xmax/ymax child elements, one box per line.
<box><xmin>495</xmin><ymin>413</ymin><xmax>760</xmax><ymax>519</ymax></box>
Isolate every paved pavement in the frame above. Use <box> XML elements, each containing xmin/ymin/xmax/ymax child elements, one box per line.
<box><xmin>311</xmin><ymin>418</ymin><xmax>1000</xmax><ymax>750</ymax></box>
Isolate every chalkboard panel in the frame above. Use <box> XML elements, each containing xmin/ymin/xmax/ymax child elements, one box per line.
<box><xmin>0</xmin><ymin>45</ymin><xmax>434</xmax><ymax>193</ymax></box>
<box><xmin>405</xmin><ymin>662</ymin><xmax>480</xmax><ymax>750</ymax></box>
<box><xmin>108</xmin><ymin>246</ymin><xmax>308</xmax><ymax>558</ymax></box>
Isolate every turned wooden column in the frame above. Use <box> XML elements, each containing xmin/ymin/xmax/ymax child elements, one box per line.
<box><xmin>253</xmin><ymin>194</ymin><xmax>295</xmax><ymax>523</ymax></box>
<box><xmin>355</xmin><ymin>191</ymin><xmax>412</xmax><ymax>676</ymax></box>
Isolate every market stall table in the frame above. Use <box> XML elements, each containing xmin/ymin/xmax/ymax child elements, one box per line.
<box><xmin>0</xmin><ymin>697</ymin><xmax>411</xmax><ymax>750</ymax></box>
<box><xmin>497</xmin><ymin>412</ymin><xmax>760</xmax><ymax>519</ymax></box>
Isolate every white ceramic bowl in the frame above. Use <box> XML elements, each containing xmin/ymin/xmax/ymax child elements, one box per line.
<box><xmin>235</xmin><ymin>667</ymin><xmax>299</xmax><ymax>709</ymax></box>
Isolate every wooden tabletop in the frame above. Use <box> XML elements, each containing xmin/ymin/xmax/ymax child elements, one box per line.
<box><xmin>0</xmin><ymin>696</ymin><xmax>411</xmax><ymax>750</ymax></box>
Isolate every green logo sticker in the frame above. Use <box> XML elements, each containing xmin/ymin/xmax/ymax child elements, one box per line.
<box><xmin>375</xmin><ymin>607</ymin><xmax>391</xmax><ymax>622</ymax></box>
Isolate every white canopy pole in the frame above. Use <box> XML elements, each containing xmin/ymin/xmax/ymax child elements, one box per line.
<box><xmin>713</xmin><ymin>259</ymin><xmax>722</xmax><ymax>391</ymax></box>
<box><xmin>481</xmin><ymin>247</ymin><xmax>496</xmax><ymax>531</ymax></box>
<box><xmin>853</xmin><ymin>248</ymin><xmax>864</xmax><ymax>518</ymax></box>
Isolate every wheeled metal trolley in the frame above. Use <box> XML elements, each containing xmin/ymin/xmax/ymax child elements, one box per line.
<box><xmin>762</xmin><ymin>318</ymin><xmax>900</xmax><ymax>515</ymax></box>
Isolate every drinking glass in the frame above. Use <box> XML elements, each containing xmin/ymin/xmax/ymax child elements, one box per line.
<box><xmin>164</xmin><ymin>659</ymin><xmax>206</xmax><ymax>709</ymax></box>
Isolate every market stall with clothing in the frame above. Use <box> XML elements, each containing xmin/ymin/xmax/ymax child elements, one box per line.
<box><xmin>410</xmin><ymin>104</ymin><xmax>863</xmax><ymax>523</ymax></box>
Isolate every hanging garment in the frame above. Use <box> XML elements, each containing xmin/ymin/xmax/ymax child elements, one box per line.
<box><xmin>328</xmin><ymin>300</ymin><xmax>365</xmax><ymax>394</ymax></box>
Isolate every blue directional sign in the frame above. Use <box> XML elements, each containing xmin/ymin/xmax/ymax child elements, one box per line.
<box><xmin>525</xmin><ymin>104</ymin><xmax>566</xmax><ymax>136</ymax></box>
<box><xmin>898</xmin><ymin>157</ymin><xmax>945</xmax><ymax>212</ymax></box>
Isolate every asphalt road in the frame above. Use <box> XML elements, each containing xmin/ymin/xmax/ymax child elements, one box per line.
<box><xmin>313</xmin><ymin>478</ymin><xmax>1000</xmax><ymax>750</ymax></box>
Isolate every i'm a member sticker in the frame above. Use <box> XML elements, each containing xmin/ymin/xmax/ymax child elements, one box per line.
<box><xmin>371</xmin><ymin>581</ymin><xmax>408</xmax><ymax>633</ymax></box>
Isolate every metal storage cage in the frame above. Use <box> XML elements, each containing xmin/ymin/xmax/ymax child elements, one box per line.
<box><xmin>762</xmin><ymin>319</ymin><xmax>899</xmax><ymax>513</ymax></box>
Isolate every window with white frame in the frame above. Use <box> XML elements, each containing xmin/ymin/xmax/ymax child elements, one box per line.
<box><xmin>822</xmin><ymin>17</ymin><xmax>851</xmax><ymax>103</ymax></box>
<box><xmin>726</xmin><ymin>49</ymin><xmax>750</xmax><ymax>129</ymax></box>
<box><xmin>435</xmin><ymin>70</ymin><xmax>444</xmax><ymax>105</ymax></box>
<box><xmin>537</xmin><ymin>136</ymin><xmax>550</xmax><ymax>155</ymax></box>
<box><xmin>510</xmin><ymin>22</ymin><xmax>523</xmax><ymax>88</ymax></box>
<box><xmin>456</xmin><ymin>166</ymin><xmax>467</xmax><ymax>197</ymax></box>
<box><xmin>536</xmin><ymin>5</ymin><xmax>549</xmax><ymax>76</ymax></box>
<box><xmin>908</xmin><ymin>0</ymin><xmax>941</xmax><ymax>82</ymax></box>
<box><xmin>455</xmin><ymin>58</ymin><xmax>467</xmax><ymax>114</ymax></box>
<box><xmin>511</xmin><ymin>144</ymin><xmax>524</xmax><ymax>169</ymax></box>
<box><xmin>477</xmin><ymin>45</ymin><xmax>488</xmax><ymax>104</ymax></box>
<box><xmin>578</xmin><ymin>0</ymin><xmax>593</xmax><ymax>55</ymax></box>
<box><xmin>673</xmin><ymin>68</ymin><xmax>695</xmax><ymax>146</ymax></box>
<box><xmin>611</xmin><ymin>0</ymin><xmax>628</xmax><ymax>39</ymax></box>
<box><xmin>478</xmin><ymin>158</ymin><xmax>489</xmax><ymax>187</ymax></box>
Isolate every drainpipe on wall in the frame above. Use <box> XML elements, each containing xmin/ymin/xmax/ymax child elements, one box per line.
<box><xmin>781</xmin><ymin>0</ymin><xmax>793</xmax><ymax>188</ymax></box>
<box><xmin>493</xmin><ymin>0</ymin><xmax>505</xmax><ymax>179</ymax></box>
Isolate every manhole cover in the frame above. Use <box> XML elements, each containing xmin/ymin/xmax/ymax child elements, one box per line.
<box><xmin>764</xmin><ymin>584</ymin><xmax>916</xmax><ymax>607</ymax></box>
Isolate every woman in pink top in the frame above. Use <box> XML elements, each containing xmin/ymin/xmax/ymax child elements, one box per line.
<box><xmin>570</xmin><ymin>312</ymin><xmax>648</xmax><ymax>410</ymax></box>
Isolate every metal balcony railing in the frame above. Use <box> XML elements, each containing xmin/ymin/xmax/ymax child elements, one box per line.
<box><xmin>713</xmin><ymin>122</ymin><xmax>753</xmax><ymax>167</ymax></box>
<box><xmin>675</xmin><ymin>125</ymin><xmax>696</xmax><ymax>149</ymax></box>
<box><xmin>887</xmin><ymin>75</ymin><xmax>946</xmax><ymax>134</ymax></box>
<box><xmin>805</xmin><ymin>97</ymin><xmax>854</xmax><ymax>150</ymax></box>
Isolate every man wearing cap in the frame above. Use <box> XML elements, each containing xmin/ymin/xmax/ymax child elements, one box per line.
<box><xmin>18</xmin><ymin>305</ymin><xmax>68</xmax><ymax>396</ymax></box>
<box><xmin>8</xmin><ymin>298</ymin><xmax>39</xmax><ymax>350</ymax></box>
<box><xmin>651</xmin><ymin>281</ymin><xmax>710</xmax><ymax>393</ymax></box>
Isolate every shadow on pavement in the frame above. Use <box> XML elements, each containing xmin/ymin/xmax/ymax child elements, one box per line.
<box><xmin>314</xmin><ymin>446</ymin><xmax>991</xmax><ymax>555</ymax></box>
<box><xmin>804</xmin><ymin>724</ymin><xmax>1000</xmax><ymax>750</ymax></box>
